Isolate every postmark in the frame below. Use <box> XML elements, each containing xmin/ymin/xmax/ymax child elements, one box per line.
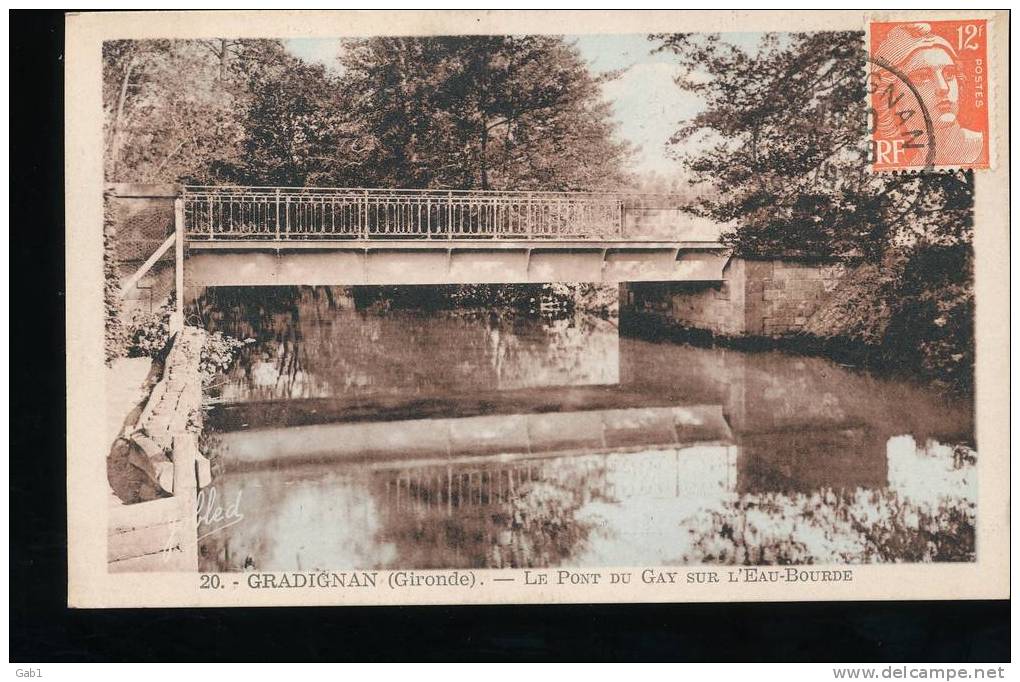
<box><xmin>869</xmin><ymin>20</ymin><xmax>990</xmax><ymax>171</ymax></box>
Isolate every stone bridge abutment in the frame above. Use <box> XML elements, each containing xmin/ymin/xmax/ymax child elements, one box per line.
<box><xmin>619</xmin><ymin>257</ymin><xmax>846</xmax><ymax>338</ymax></box>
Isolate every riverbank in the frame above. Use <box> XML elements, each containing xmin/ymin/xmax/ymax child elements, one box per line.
<box><xmin>107</xmin><ymin>327</ymin><xmax>209</xmax><ymax>572</ymax></box>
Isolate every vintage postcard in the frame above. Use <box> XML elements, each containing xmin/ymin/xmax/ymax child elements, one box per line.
<box><xmin>65</xmin><ymin>10</ymin><xmax>1009</xmax><ymax>607</ymax></box>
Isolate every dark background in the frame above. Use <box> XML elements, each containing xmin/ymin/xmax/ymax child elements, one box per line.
<box><xmin>10</xmin><ymin>10</ymin><xmax>1009</xmax><ymax>663</ymax></box>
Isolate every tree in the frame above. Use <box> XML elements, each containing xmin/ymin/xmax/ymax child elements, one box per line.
<box><xmin>225</xmin><ymin>42</ymin><xmax>367</xmax><ymax>186</ymax></box>
<box><xmin>654</xmin><ymin>32</ymin><xmax>975</xmax><ymax>391</ymax></box>
<box><xmin>652</xmin><ymin>32</ymin><xmax>973</xmax><ymax>263</ymax></box>
<box><xmin>102</xmin><ymin>39</ymin><xmax>248</xmax><ymax>183</ymax></box>
<box><xmin>339</xmin><ymin>36</ymin><xmax>633</xmax><ymax>191</ymax></box>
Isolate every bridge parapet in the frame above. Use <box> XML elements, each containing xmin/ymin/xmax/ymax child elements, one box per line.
<box><xmin>182</xmin><ymin>186</ymin><xmax>719</xmax><ymax>243</ymax></box>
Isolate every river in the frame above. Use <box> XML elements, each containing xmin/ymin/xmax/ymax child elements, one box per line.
<box><xmin>195</xmin><ymin>286</ymin><xmax>976</xmax><ymax>572</ymax></box>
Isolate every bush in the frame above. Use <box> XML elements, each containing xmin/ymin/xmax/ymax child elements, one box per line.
<box><xmin>883</xmin><ymin>245</ymin><xmax>974</xmax><ymax>394</ymax></box>
<box><xmin>199</xmin><ymin>331</ymin><xmax>248</xmax><ymax>385</ymax></box>
<box><xmin>801</xmin><ymin>242</ymin><xmax>974</xmax><ymax>394</ymax></box>
<box><xmin>126</xmin><ymin>297</ymin><xmax>174</xmax><ymax>358</ymax></box>
<box><xmin>126</xmin><ymin>295</ymin><xmax>248</xmax><ymax>385</ymax></box>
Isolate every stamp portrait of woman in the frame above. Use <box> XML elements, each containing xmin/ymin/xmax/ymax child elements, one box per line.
<box><xmin>872</xmin><ymin>22</ymin><xmax>988</xmax><ymax>168</ymax></box>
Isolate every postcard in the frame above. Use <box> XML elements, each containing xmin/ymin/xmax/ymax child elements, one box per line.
<box><xmin>65</xmin><ymin>9</ymin><xmax>1009</xmax><ymax>607</ymax></box>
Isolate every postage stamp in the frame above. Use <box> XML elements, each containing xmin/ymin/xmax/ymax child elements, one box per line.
<box><xmin>869</xmin><ymin>20</ymin><xmax>991</xmax><ymax>171</ymax></box>
<box><xmin>63</xmin><ymin>10</ymin><xmax>1008</xmax><ymax>608</ymax></box>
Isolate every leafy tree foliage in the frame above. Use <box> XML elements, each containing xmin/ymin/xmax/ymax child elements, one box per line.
<box><xmin>102</xmin><ymin>39</ymin><xmax>248</xmax><ymax>183</ymax></box>
<box><xmin>652</xmin><ymin>32</ymin><xmax>973</xmax><ymax>264</ymax></box>
<box><xmin>653</xmin><ymin>32</ymin><xmax>975</xmax><ymax>390</ymax></box>
<box><xmin>339</xmin><ymin>35</ymin><xmax>632</xmax><ymax>190</ymax></box>
<box><xmin>225</xmin><ymin>42</ymin><xmax>365</xmax><ymax>186</ymax></box>
<box><xmin>103</xmin><ymin>38</ymin><xmax>357</xmax><ymax>186</ymax></box>
<box><xmin>103</xmin><ymin>36</ymin><xmax>632</xmax><ymax>192</ymax></box>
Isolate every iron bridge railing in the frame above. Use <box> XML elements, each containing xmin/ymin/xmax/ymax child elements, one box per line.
<box><xmin>182</xmin><ymin>186</ymin><xmax>695</xmax><ymax>242</ymax></box>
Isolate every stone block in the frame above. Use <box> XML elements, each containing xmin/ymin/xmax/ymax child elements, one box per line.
<box><xmin>195</xmin><ymin>455</ymin><xmax>212</xmax><ymax>489</ymax></box>
<box><xmin>155</xmin><ymin>460</ymin><xmax>175</xmax><ymax>494</ymax></box>
<box><xmin>775</xmin><ymin>265</ymin><xmax>807</xmax><ymax>277</ymax></box>
<box><xmin>745</xmin><ymin>261</ymin><xmax>773</xmax><ymax>279</ymax></box>
<box><xmin>786</xmin><ymin>280</ymin><xmax>806</xmax><ymax>290</ymax></box>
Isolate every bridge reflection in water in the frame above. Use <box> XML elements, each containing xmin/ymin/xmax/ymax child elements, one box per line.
<box><xmin>196</xmin><ymin>288</ymin><xmax>976</xmax><ymax>572</ymax></box>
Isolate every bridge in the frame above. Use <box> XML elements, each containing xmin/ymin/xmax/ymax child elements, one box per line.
<box><xmin>118</xmin><ymin>184</ymin><xmax>731</xmax><ymax>328</ymax></box>
<box><xmin>181</xmin><ymin>185</ymin><xmax>728</xmax><ymax>285</ymax></box>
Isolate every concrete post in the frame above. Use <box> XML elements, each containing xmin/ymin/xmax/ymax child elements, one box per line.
<box><xmin>171</xmin><ymin>198</ymin><xmax>185</xmax><ymax>333</ymax></box>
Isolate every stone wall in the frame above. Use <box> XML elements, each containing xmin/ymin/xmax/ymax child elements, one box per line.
<box><xmin>622</xmin><ymin>257</ymin><xmax>845</xmax><ymax>337</ymax></box>
<box><xmin>750</xmin><ymin>260</ymin><xmax>845</xmax><ymax>335</ymax></box>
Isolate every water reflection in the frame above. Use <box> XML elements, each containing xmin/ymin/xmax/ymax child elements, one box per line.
<box><xmin>198</xmin><ymin>287</ymin><xmax>618</xmax><ymax>403</ymax></box>
<box><xmin>195</xmin><ymin>286</ymin><xmax>976</xmax><ymax>571</ymax></box>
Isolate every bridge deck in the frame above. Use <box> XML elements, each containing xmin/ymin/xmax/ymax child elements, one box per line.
<box><xmin>186</xmin><ymin>239</ymin><xmax>727</xmax><ymax>251</ymax></box>
<box><xmin>179</xmin><ymin>186</ymin><xmax>730</xmax><ymax>286</ymax></box>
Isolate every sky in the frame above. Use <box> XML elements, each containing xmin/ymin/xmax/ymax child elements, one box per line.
<box><xmin>284</xmin><ymin>33</ymin><xmax>765</xmax><ymax>177</ymax></box>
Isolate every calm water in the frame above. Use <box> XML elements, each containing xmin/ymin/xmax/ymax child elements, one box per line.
<box><xmin>196</xmin><ymin>287</ymin><xmax>976</xmax><ymax>571</ymax></box>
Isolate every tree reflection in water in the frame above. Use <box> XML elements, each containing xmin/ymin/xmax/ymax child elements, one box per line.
<box><xmin>681</xmin><ymin>487</ymin><xmax>975</xmax><ymax>564</ymax></box>
<box><xmin>679</xmin><ymin>444</ymin><xmax>976</xmax><ymax>565</ymax></box>
<box><xmin>198</xmin><ymin>438</ymin><xmax>975</xmax><ymax>572</ymax></box>
<box><xmin>197</xmin><ymin>286</ymin><xmax>619</xmax><ymax>403</ymax></box>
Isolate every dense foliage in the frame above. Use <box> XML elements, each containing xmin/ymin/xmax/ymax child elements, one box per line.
<box><xmin>652</xmin><ymin>32</ymin><xmax>974</xmax><ymax>263</ymax></box>
<box><xmin>103</xmin><ymin>193</ymin><xmax>128</xmax><ymax>364</ymax></box>
<box><xmin>653</xmin><ymin>32</ymin><xmax>975</xmax><ymax>391</ymax></box>
<box><xmin>103</xmin><ymin>36</ymin><xmax>631</xmax><ymax>190</ymax></box>
<box><xmin>339</xmin><ymin>36</ymin><xmax>631</xmax><ymax>190</ymax></box>
<box><xmin>124</xmin><ymin>297</ymin><xmax>248</xmax><ymax>385</ymax></box>
<box><xmin>126</xmin><ymin>301</ymin><xmax>173</xmax><ymax>358</ymax></box>
<box><xmin>226</xmin><ymin>42</ymin><xmax>364</xmax><ymax>186</ymax></box>
<box><xmin>104</xmin><ymin>40</ymin><xmax>247</xmax><ymax>183</ymax></box>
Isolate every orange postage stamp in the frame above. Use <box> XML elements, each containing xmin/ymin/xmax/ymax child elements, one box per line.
<box><xmin>869</xmin><ymin>19</ymin><xmax>990</xmax><ymax>171</ymax></box>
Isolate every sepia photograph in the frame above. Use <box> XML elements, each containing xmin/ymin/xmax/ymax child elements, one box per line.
<box><xmin>59</xmin><ymin>10</ymin><xmax>1008</xmax><ymax>608</ymax></box>
<box><xmin>103</xmin><ymin>22</ymin><xmax>984</xmax><ymax>573</ymax></box>
<box><xmin>7</xmin><ymin>6</ymin><xmax>1014</xmax><ymax>668</ymax></box>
